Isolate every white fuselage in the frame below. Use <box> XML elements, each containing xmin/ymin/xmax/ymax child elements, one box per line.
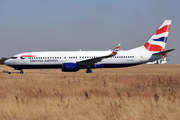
<box><xmin>4</xmin><ymin>50</ymin><xmax>162</xmax><ymax>70</ymax></box>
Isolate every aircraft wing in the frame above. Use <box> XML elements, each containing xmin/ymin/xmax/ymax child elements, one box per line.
<box><xmin>153</xmin><ymin>48</ymin><xmax>175</xmax><ymax>56</ymax></box>
<box><xmin>77</xmin><ymin>44</ymin><xmax>120</xmax><ymax>66</ymax></box>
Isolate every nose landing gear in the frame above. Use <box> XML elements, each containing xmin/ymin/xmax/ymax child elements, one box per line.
<box><xmin>14</xmin><ymin>68</ymin><xmax>24</xmax><ymax>74</ymax></box>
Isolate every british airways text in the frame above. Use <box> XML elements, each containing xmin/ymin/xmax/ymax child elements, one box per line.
<box><xmin>30</xmin><ymin>60</ymin><xmax>58</xmax><ymax>62</ymax></box>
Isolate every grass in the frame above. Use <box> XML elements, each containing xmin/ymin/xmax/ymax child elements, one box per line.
<box><xmin>0</xmin><ymin>64</ymin><xmax>180</xmax><ymax>120</ymax></box>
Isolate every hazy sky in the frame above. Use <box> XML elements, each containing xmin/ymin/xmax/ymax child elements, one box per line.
<box><xmin>0</xmin><ymin>0</ymin><xmax>179</xmax><ymax>64</ymax></box>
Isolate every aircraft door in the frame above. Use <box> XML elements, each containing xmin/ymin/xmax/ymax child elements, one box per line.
<box><xmin>139</xmin><ymin>53</ymin><xmax>143</xmax><ymax>62</ymax></box>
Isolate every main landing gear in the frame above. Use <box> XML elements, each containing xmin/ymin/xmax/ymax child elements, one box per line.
<box><xmin>86</xmin><ymin>69</ymin><xmax>92</xmax><ymax>73</ymax></box>
<box><xmin>20</xmin><ymin>70</ymin><xmax>24</xmax><ymax>74</ymax></box>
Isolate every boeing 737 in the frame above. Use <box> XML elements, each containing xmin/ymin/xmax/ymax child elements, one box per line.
<box><xmin>4</xmin><ymin>20</ymin><xmax>174</xmax><ymax>74</ymax></box>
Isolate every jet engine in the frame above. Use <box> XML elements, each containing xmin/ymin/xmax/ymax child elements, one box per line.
<box><xmin>62</xmin><ymin>63</ymin><xmax>79</xmax><ymax>72</ymax></box>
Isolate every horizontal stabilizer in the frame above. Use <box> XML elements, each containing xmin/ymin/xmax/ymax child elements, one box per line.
<box><xmin>153</xmin><ymin>49</ymin><xmax>175</xmax><ymax>56</ymax></box>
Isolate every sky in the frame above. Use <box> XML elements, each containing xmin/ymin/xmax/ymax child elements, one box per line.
<box><xmin>0</xmin><ymin>0</ymin><xmax>180</xmax><ymax>64</ymax></box>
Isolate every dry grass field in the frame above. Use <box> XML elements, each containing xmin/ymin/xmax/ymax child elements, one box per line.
<box><xmin>0</xmin><ymin>64</ymin><xmax>180</xmax><ymax>120</ymax></box>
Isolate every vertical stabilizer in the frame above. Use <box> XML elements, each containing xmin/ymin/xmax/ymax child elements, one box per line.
<box><xmin>144</xmin><ymin>20</ymin><xmax>171</xmax><ymax>52</ymax></box>
<box><xmin>128</xmin><ymin>20</ymin><xmax>171</xmax><ymax>52</ymax></box>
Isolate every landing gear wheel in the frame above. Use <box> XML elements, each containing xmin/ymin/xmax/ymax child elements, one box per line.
<box><xmin>86</xmin><ymin>69</ymin><xmax>92</xmax><ymax>73</ymax></box>
<box><xmin>20</xmin><ymin>70</ymin><xmax>24</xmax><ymax>74</ymax></box>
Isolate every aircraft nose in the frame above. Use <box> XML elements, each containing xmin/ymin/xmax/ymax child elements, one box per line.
<box><xmin>4</xmin><ymin>59</ymin><xmax>10</xmax><ymax>65</ymax></box>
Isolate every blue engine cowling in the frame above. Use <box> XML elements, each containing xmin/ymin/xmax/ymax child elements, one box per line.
<box><xmin>62</xmin><ymin>63</ymin><xmax>79</xmax><ymax>72</ymax></box>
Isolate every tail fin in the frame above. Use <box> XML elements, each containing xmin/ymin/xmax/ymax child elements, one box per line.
<box><xmin>144</xmin><ymin>20</ymin><xmax>171</xmax><ymax>52</ymax></box>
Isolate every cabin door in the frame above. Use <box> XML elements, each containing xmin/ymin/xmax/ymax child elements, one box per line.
<box><xmin>139</xmin><ymin>53</ymin><xmax>143</xmax><ymax>62</ymax></box>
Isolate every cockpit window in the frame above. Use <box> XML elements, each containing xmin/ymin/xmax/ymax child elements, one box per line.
<box><xmin>11</xmin><ymin>57</ymin><xmax>17</xmax><ymax>59</ymax></box>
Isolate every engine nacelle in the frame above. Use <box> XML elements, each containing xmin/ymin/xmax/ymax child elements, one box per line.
<box><xmin>62</xmin><ymin>63</ymin><xmax>79</xmax><ymax>72</ymax></box>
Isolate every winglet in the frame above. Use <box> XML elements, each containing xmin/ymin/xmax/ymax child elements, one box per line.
<box><xmin>111</xmin><ymin>44</ymin><xmax>120</xmax><ymax>56</ymax></box>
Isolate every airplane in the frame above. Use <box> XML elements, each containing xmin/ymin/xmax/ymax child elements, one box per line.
<box><xmin>4</xmin><ymin>20</ymin><xmax>175</xmax><ymax>74</ymax></box>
